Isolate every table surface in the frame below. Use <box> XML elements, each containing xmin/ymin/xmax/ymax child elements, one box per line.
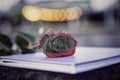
<box><xmin>0</xmin><ymin>63</ymin><xmax>120</xmax><ymax>80</ymax></box>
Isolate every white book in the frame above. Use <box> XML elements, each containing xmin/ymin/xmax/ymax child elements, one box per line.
<box><xmin>0</xmin><ymin>47</ymin><xmax>120</xmax><ymax>74</ymax></box>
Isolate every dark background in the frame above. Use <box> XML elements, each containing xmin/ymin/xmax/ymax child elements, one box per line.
<box><xmin>0</xmin><ymin>0</ymin><xmax>120</xmax><ymax>48</ymax></box>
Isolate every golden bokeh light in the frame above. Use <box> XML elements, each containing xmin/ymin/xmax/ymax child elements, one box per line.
<box><xmin>22</xmin><ymin>6</ymin><xmax>41</xmax><ymax>21</ymax></box>
<box><xmin>22</xmin><ymin>5</ymin><xmax>82</xmax><ymax>22</ymax></box>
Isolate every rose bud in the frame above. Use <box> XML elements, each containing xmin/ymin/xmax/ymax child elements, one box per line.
<box><xmin>39</xmin><ymin>28</ymin><xmax>77</xmax><ymax>58</ymax></box>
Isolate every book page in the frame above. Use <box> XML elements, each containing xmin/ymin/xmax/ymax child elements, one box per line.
<box><xmin>1</xmin><ymin>47</ymin><xmax>120</xmax><ymax>65</ymax></box>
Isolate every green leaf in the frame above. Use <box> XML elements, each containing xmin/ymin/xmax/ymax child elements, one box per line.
<box><xmin>0</xmin><ymin>50</ymin><xmax>15</xmax><ymax>56</ymax></box>
<box><xmin>17</xmin><ymin>31</ymin><xmax>35</xmax><ymax>42</ymax></box>
<box><xmin>0</xmin><ymin>34</ymin><xmax>12</xmax><ymax>49</ymax></box>
<box><xmin>15</xmin><ymin>32</ymin><xmax>36</xmax><ymax>54</ymax></box>
<box><xmin>15</xmin><ymin>35</ymin><xmax>29</xmax><ymax>48</ymax></box>
<box><xmin>19</xmin><ymin>47</ymin><xmax>35</xmax><ymax>54</ymax></box>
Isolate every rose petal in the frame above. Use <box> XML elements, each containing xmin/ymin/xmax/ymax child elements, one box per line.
<box><xmin>39</xmin><ymin>34</ymin><xmax>49</xmax><ymax>48</ymax></box>
<box><xmin>43</xmin><ymin>49</ymin><xmax>75</xmax><ymax>58</ymax></box>
<box><xmin>55</xmin><ymin>30</ymin><xmax>66</xmax><ymax>35</ymax></box>
<box><xmin>46</xmin><ymin>28</ymin><xmax>55</xmax><ymax>36</ymax></box>
<box><xmin>39</xmin><ymin>28</ymin><xmax>77</xmax><ymax>58</ymax></box>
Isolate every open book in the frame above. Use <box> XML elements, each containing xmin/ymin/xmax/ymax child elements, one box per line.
<box><xmin>0</xmin><ymin>47</ymin><xmax>120</xmax><ymax>74</ymax></box>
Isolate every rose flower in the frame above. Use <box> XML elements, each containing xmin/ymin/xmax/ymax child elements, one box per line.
<box><xmin>39</xmin><ymin>28</ymin><xmax>77</xmax><ymax>58</ymax></box>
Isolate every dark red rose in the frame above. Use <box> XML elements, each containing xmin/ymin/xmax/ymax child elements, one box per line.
<box><xmin>39</xmin><ymin>28</ymin><xmax>77</xmax><ymax>58</ymax></box>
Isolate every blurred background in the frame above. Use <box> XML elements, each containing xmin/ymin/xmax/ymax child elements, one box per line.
<box><xmin>0</xmin><ymin>0</ymin><xmax>120</xmax><ymax>55</ymax></box>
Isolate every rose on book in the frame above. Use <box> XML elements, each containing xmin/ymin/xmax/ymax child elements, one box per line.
<box><xmin>39</xmin><ymin>28</ymin><xmax>77</xmax><ymax>58</ymax></box>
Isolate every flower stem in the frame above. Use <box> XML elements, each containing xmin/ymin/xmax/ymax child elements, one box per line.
<box><xmin>28</xmin><ymin>43</ymin><xmax>40</xmax><ymax>49</ymax></box>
